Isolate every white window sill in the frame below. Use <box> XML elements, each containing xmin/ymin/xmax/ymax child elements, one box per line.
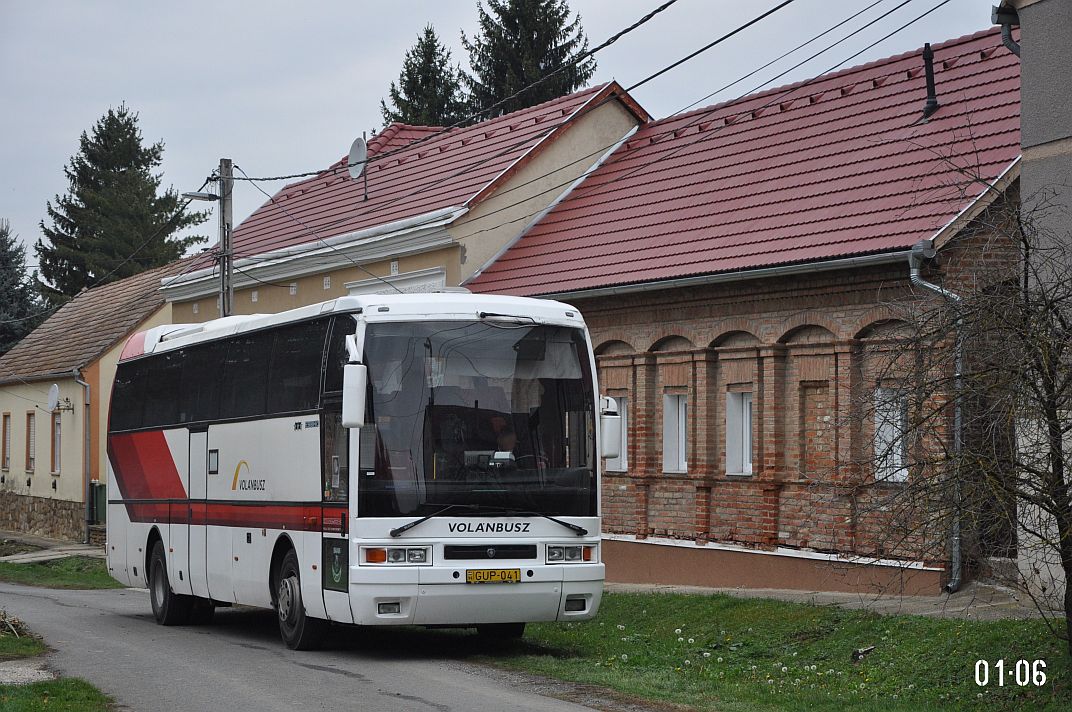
<box><xmin>725</xmin><ymin>471</ymin><xmax>753</xmax><ymax>477</ymax></box>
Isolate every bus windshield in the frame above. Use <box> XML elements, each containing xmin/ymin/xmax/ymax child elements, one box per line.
<box><xmin>358</xmin><ymin>320</ymin><xmax>596</xmax><ymax>518</ymax></box>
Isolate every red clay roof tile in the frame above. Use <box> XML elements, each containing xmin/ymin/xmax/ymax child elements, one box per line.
<box><xmin>468</xmin><ymin>29</ymin><xmax>1021</xmax><ymax>296</ymax></box>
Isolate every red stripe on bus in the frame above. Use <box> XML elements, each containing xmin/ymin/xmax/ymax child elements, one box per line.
<box><xmin>119</xmin><ymin>331</ymin><xmax>146</xmax><ymax>361</ymax></box>
<box><xmin>108</xmin><ymin>431</ymin><xmax>187</xmax><ymax>501</ymax></box>
<box><xmin>124</xmin><ymin>501</ymin><xmax>348</xmax><ymax>533</ymax></box>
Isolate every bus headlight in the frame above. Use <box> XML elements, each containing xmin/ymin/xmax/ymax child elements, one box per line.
<box><xmin>546</xmin><ymin>545</ymin><xmax>596</xmax><ymax>563</ymax></box>
<box><xmin>407</xmin><ymin>548</ymin><xmax>427</xmax><ymax>563</ymax></box>
<box><xmin>362</xmin><ymin>546</ymin><xmax>431</xmax><ymax>565</ymax></box>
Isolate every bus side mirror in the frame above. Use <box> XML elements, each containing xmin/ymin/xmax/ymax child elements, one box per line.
<box><xmin>342</xmin><ymin>364</ymin><xmax>367</xmax><ymax>428</ymax></box>
<box><xmin>599</xmin><ymin>396</ymin><xmax>621</xmax><ymax>459</ymax></box>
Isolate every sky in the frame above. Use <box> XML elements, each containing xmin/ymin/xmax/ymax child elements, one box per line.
<box><xmin>0</xmin><ymin>0</ymin><xmax>995</xmax><ymax>269</ymax></box>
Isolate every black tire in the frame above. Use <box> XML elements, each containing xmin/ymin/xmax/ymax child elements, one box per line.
<box><xmin>476</xmin><ymin>622</ymin><xmax>526</xmax><ymax>640</ymax></box>
<box><xmin>275</xmin><ymin>549</ymin><xmax>324</xmax><ymax>650</ymax></box>
<box><xmin>149</xmin><ymin>541</ymin><xmax>191</xmax><ymax>626</ymax></box>
<box><xmin>189</xmin><ymin>598</ymin><xmax>215</xmax><ymax>625</ymax></box>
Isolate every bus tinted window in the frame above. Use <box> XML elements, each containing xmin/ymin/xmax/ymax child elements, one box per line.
<box><xmin>143</xmin><ymin>351</ymin><xmax>183</xmax><ymax>427</ymax></box>
<box><xmin>110</xmin><ymin>361</ymin><xmax>146</xmax><ymax>431</ymax></box>
<box><xmin>267</xmin><ymin>321</ymin><xmax>328</xmax><ymax>413</ymax></box>
<box><xmin>323</xmin><ymin>316</ymin><xmax>355</xmax><ymax>393</ymax></box>
<box><xmin>179</xmin><ymin>344</ymin><xmax>222</xmax><ymax>422</ymax></box>
<box><xmin>219</xmin><ymin>332</ymin><xmax>271</xmax><ymax>418</ymax></box>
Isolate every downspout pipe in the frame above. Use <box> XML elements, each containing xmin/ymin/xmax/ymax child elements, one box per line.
<box><xmin>75</xmin><ymin>375</ymin><xmax>92</xmax><ymax>545</ymax></box>
<box><xmin>908</xmin><ymin>239</ymin><xmax>964</xmax><ymax>593</ymax></box>
<box><xmin>992</xmin><ymin>5</ymin><xmax>1020</xmax><ymax>57</ymax></box>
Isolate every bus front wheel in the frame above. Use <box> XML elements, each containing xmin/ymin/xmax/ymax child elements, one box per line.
<box><xmin>276</xmin><ymin>549</ymin><xmax>324</xmax><ymax>650</ymax></box>
<box><xmin>149</xmin><ymin>541</ymin><xmax>191</xmax><ymax>625</ymax></box>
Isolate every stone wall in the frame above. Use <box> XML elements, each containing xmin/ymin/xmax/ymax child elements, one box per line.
<box><xmin>0</xmin><ymin>491</ymin><xmax>84</xmax><ymax>542</ymax></box>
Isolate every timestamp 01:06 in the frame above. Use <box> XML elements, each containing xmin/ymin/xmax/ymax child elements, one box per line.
<box><xmin>974</xmin><ymin>659</ymin><xmax>1047</xmax><ymax>687</ymax></box>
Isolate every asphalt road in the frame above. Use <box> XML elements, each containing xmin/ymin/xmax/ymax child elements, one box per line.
<box><xmin>0</xmin><ymin>582</ymin><xmax>603</xmax><ymax>712</ymax></box>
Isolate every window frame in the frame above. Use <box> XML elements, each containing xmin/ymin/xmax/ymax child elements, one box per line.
<box><xmin>874</xmin><ymin>387</ymin><xmax>909</xmax><ymax>483</ymax></box>
<box><xmin>1</xmin><ymin>412</ymin><xmax>10</xmax><ymax>470</ymax></box>
<box><xmin>605</xmin><ymin>396</ymin><xmax>629</xmax><ymax>472</ymax></box>
<box><xmin>25</xmin><ymin>411</ymin><xmax>35</xmax><ymax>472</ymax></box>
<box><xmin>726</xmin><ymin>390</ymin><xmax>754</xmax><ymax>476</ymax></box>
<box><xmin>50</xmin><ymin>411</ymin><xmax>61</xmax><ymax>475</ymax></box>
<box><xmin>662</xmin><ymin>393</ymin><xmax>688</xmax><ymax>473</ymax></box>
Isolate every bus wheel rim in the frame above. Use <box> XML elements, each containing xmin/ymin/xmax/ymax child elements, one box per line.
<box><xmin>152</xmin><ymin>565</ymin><xmax>165</xmax><ymax>607</ymax></box>
<box><xmin>278</xmin><ymin>578</ymin><xmax>295</xmax><ymax>623</ymax></box>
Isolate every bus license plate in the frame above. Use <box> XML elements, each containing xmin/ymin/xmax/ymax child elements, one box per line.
<box><xmin>465</xmin><ymin>568</ymin><xmax>521</xmax><ymax>584</ymax></box>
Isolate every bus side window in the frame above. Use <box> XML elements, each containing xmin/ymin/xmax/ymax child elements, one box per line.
<box><xmin>179</xmin><ymin>343</ymin><xmax>222</xmax><ymax>423</ymax></box>
<box><xmin>219</xmin><ymin>333</ymin><xmax>271</xmax><ymax>419</ymax></box>
<box><xmin>143</xmin><ymin>351</ymin><xmax>182</xmax><ymax>428</ymax></box>
<box><xmin>323</xmin><ymin>316</ymin><xmax>355</xmax><ymax>394</ymax></box>
<box><xmin>267</xmin><ymin>321</ymin><xmax>328</xmax><ymax>414</ymax></box>
<box><xmin>111</xmin><ymin>361</ymin><xmax>147</xmax><ymax>432</ymax></box>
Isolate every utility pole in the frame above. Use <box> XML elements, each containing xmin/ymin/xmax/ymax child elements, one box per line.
<box><xmin>219</xmin><ymin>158</ymin><xmax>234</xmax><ymax>316</ymax></box>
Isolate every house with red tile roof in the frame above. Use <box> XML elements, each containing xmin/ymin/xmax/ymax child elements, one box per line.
<box><xmin>0</xmin><ymin>262</ymin><xmax>187</xmax><ymax>541</ymax></box>
<box><xmin>469</xmin><ymin>28</ymin><xmax>1021</xmax><ymax>594</ymax></box>
<box><xmin>161</xmin><ymin>82</ymin><xmax>649</xmax><ymax>320</ymax></box>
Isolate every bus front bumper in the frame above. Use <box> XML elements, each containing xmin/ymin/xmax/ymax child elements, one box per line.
<box><xmin>347</xmin><ymin>563</ymin><xmax>604</xmax><ymax>626</ymax></box>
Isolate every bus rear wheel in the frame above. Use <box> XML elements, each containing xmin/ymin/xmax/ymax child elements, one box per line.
<box><xmin>476</xmin><ymin>622</ymin><xmax>526</xmax><ymax>640</ymax></box>
<box><xmin>149</xmin><ymin>541</ymin><xmax>191</xmax><ymax>625</ymax></box>
<box><xmin>276</xmin><ymin>549</ymin><xmax>324</xmax><ymax>650</ymax></box>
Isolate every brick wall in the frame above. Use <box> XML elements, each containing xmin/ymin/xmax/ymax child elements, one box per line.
<box><xmin>581</xmin><ymin>261</ymin><xmax>947</xmax><ymax>566</ymax></box>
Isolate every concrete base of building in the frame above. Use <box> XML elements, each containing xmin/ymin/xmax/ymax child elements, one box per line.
<box><xmin>603</xmin><ymin>537</ymin><xmax>945</xmax><ymax>596</ymax></box>
<box><xmin>0</xmin><ymin>491</ymin><xmax>84</xmax><ymax>542</ymax></box>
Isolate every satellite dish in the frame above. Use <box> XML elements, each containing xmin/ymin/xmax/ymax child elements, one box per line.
<box><xmin>347</xmin><ymin>137</ymin><xmax>368</xmax><ymax>180</ymax></box>
<box><xmin>47</xmin><ymin>384</ymin><xmax>59</xmax><ymax>412</ymax></box>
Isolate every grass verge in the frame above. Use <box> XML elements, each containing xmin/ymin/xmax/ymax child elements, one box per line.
<box><xmin>1</xmin><ymin>611</ymin><xmax>112</xmax><ymax>711</ymax></box>
<box><xmin>485</xmin><ymin>592</ymin><xmax>1069</xmax><ymax>711</ymax></box>
<box><xmin>0</xmin><ymin>557</ymin><xmax>121</xmax><ymax>590</ymax></box>
<box><xmin>0</xmin><ymin>679</ymin><xmax>112</xmax><ymax>711</ymax></box>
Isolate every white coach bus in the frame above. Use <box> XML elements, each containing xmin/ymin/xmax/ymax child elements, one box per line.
<box><xmin>106</xmin><ymin>292</ymin><xmax>619</xmax><ymax>649</ymax></box>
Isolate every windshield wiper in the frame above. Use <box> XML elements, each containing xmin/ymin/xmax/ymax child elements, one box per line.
<box><xmin>389</xmin><ymin>503</ymin><xmax>588</xmax><ymax>537</ymax></box>
<box><xmin>389</xmin><ymin>503</ymin><xmax>479</xmax><ymax>537</ymax></box>
<box><xmin>485</xmin><ymin>508</ymin><xmax>588</xmax><ymax>536</ymax></box>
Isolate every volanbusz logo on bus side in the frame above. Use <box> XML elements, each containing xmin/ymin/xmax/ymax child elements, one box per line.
<box><xmin>447</xmin><ymin>522</ymin><xmax>531</xmax><ymax>533</ymax></box>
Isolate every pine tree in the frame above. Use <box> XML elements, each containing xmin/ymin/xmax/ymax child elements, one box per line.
<box><xmin>36</xmin><ymin>104</ymin><xmax>207</xmax><ymax>307</ymax></box>
<box><xmin>461</xmin><ymin>0</ymin><xmax>596</xmax><ymax>117</ymax></box>
<box><xmin>381</xmin><ymin>25</ymin><xmax>468</xmax><ymax>127</ymax></box>
<box><xmin>0</xmin><ymin>220</ymin><xmax>44</xmax><ymax>355</ymax></box>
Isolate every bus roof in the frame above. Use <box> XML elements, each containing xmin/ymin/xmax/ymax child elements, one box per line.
<box><xmin>119</xmin><ymin>292</ymin><xmax>586</xmax><ymax>361</ymax></box>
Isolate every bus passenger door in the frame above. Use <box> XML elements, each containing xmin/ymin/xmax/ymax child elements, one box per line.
<box><xmin>188</xmin><ymin>429</ymin><xmax>210</xmax><ymax>599</ymax></box>
<box><xmin>321</xmin><ymin>408</ymin><xmax>353</xmax><ymax>623</ymax></box>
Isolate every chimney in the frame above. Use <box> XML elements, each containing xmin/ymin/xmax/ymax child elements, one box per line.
<box><xmin>922</xmin><ymin>43</ymin><xmax>940</xmax><ymax>120</ymax></box>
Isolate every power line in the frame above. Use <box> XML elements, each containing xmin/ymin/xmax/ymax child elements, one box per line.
<box><xmin>231</xmin><ymin>0</ymin><xmax>685</xmax><ymax>185</ymax></box>
<box><xmin>0</xmin><ymin>179</ymin><xmax>214</xmax><ymax>327</ymax></box>
<box><xmin>456</xmin><ymin>0</ymin><xmax>955</xmax><ymax>249</ymax></box>
<box><xmin>409</xmin><ymin>0</ymin><xmax>924</xmax><ymax>238</ymax></box>
<box><xmin>233</xmin><ymin>165</ymin><xmax>406</xmax><ymax>294</ymax></box>
<box><xmin>232</xmin><ymin>0</ymin><xmax>803</xmax><ymax>257</ymax></box>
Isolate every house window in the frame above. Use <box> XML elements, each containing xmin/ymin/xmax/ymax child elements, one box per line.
<box><xmin>726</xmin><ymin>391</ymin><xmax>753</xmax><ymax>475</ymax></box>
<box><xmin>874</xmin><ymin>387</ymin><xmax>909</xmax><ymax>482</ymax></box>
<box><xmin>1</xmin><ymin>413</ymin><xmax>9</xmax><ymax>470</ymax></box>
<box><xmin>25</xmin><ymin>412</ymin><xmax>35</xmax><ymax>471</ymax></box>
<box><xmin>662</xmin><ymin>394</ymin><xmax>687</xmax><ymax>472</ymax></box>
<box><xmin>251</xmin><ymin>290</ymin><xmax>259</xmax><ymax>303</ymax></box>
<box><xmin>50</xmin><ymin>411</ymin><xmax>61</xmax><ymax>475</ymax></box>
<box><xmin>606</xmin><ymin>397</ymin><xmax>628</xmax><ymax>472</ymax></box>
<box><xmin>323</xmin><ymin>276</ymin><xmax>331</xmax><ymax>290</ymax></box>
<box><xmin>289</xmin><ymin>283</ymin><xmax>298</xmax><ymax>296</ymax></box>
